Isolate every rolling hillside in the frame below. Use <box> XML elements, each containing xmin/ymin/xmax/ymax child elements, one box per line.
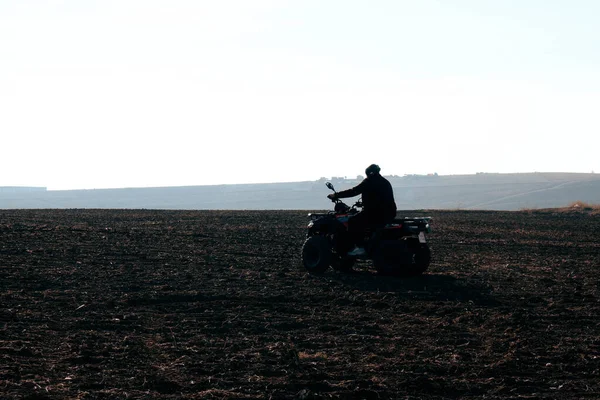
<box><xmin>1</xmin><ymin>173</ymin><xmax>599</xmax><ymax>210</ymax></box>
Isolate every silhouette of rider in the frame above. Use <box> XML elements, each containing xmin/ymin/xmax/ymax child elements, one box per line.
<box><xmin>327</xmin><ymin>164</ymin><xmax>397</xmax><ymax>256</ymax></box>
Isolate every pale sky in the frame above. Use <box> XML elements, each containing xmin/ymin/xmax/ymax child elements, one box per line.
<box><xmin>1</xmin><ymin>0</ymin><xmax>599</xmax><ymax>190</ymax></box>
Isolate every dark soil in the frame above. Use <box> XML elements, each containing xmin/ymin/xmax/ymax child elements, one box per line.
<box><xmin>1</xmin><ymin>209</ymin><xmax>599</xmax><ymax>399</ymax></box>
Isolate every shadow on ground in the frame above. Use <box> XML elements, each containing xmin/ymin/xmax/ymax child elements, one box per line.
<box><xmin>313</xmin><ymin>267</ymin><xmax>498</xmax><ymax>305</ymax></box>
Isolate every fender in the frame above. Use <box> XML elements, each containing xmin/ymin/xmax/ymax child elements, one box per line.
<box><xmin>307</xmin><ymin>214</ymin><xmax>345</xmax><ymax>236</ymax></box>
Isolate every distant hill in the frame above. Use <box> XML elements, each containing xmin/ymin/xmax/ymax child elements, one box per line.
<box><xmin>1</xmin><ymin>173</ymin><xmax>599</xmax><ymax>210</ymax></box>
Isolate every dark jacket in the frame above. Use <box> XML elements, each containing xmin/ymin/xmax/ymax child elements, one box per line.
<box><xmin>336</xmin><ymin>174</ymin><xmax>397</xmax><ymax>222</ymax></box>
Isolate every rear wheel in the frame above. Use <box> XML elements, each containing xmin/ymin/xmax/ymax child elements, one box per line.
<box><xmin>302</xmin><ymin>235</ymin><xmax>332</xmax><ymax>273</ymax></box>
<box><xmin>405</xmin><ymin>244</ymin><xmax>431</xmax><ymax>276</ymax></box>
<box><xmin>372</xmin><ymin>241</ymin><xmax>401</xmax><ymax>275</ymax></box>
<box><xmin>373</xmin><ymin>239</ymin><xmax>430</xmax><ymax>276</ymax></box>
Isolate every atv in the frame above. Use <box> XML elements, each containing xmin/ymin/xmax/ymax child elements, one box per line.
<box><xmin>301</xmin><ymin>182</ymin><xmax>432</xmax><ymax>275</ymax></box>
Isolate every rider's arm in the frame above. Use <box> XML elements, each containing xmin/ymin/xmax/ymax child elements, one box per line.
<box><xmin>335</xmin><ymin>180</ymin><xmax>366</xmax><ymax>199</ymax></box>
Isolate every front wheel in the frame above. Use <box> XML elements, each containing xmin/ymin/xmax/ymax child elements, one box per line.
<box><xmin>302</xmin><ymin>235</ymin><xmax>332</xmax><ymax>273</ymax></box>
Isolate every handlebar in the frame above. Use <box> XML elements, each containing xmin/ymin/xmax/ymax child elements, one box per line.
<box><xmin>326</xmin><ymin>181</ymin><xmax>361</xmax><ymax>213</ymax></box>
<box><xmin>328</xmin><ymin>196</ymin><xmax>362</xmax><ymax>214</ymax></box>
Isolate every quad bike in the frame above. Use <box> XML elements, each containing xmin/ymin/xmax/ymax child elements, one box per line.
<box><xmin>301</xmin><ymin>182</ymin><xmax>432</xmax><ymax>275</ymax></box>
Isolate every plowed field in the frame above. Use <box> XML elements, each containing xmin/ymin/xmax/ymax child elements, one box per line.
<box><xmin>1</xmin><ymin>209</ymin><xmax>599</xmax><ymax>399</ymax></box>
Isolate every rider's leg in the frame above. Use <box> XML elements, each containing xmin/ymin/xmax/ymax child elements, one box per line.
<box><xmin>347</xmin><ymin>212</ymin><xmax>369</xmax><ymax>250</ymax></box>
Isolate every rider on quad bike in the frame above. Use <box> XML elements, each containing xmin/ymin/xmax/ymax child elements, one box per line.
<box><xmin>302</xmin><ymin>170</ymin><xmax>431</xmax><ymax>275</ymax></box>
<box><xmin>327</xmin><ymin>164</ymin><xmax>397</xmax><ymax>256</ymax></box>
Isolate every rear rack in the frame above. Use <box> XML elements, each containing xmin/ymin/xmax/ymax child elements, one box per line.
<box><xmin>391</xmin><ymin>216</ymin><xmax>432</xmax><ymax>233</ymax></box>
<box><xmin>394</xmin><ymin>216</ymin><xmax>432</xmax><ymax>223</ymax></box>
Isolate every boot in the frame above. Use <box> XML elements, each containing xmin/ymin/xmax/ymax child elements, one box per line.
<box><xmin>347</xmin><ymin>246</ymin><xmax>366</xmax><ymax>256</ymax></box>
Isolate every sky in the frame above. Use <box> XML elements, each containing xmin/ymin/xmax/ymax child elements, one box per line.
<box><xmin>1</xmin><ymin>0</ymin><xmax>599</xmax><ymax>190</ymax></box>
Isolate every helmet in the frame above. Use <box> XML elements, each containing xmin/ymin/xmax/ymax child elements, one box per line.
<box><xmin>365</xmin><ymin>164</ymin><xmax>381</xmax><ymax>176</ymax></box>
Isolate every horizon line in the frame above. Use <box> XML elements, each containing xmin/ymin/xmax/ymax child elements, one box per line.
<box><xmin>1</xmin><ymin>171</ymin><xmax>598</xmax><ymax>192</ymax></box>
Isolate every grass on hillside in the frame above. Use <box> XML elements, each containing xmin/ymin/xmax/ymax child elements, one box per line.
<box><xmin>524</xmin><ymin>201</ymin><xmax>600</xmax><ymax>214</ymax></box>
<box><xmin>565</xmin><ymin>201</ymin><xmax>600</xmax><ymax>212</ymax></box>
